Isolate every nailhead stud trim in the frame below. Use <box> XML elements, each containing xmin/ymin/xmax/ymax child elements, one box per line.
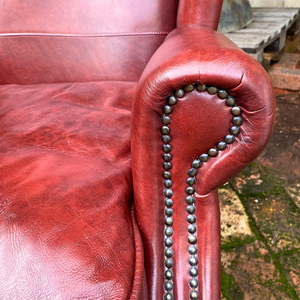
<box><xmin>161</xmin><ymin>84</ymin><xmax>243</xmax><ymax>299</ymax></box>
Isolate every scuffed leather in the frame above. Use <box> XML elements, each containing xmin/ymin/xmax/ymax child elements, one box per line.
<box><xmin>177</xmin><ymin>0</ymin><xmax>223</xmax><ymax>30</ymax></box>
<box><xmin>0</xmin><ymin>81</ymin><xmax>145</xmax><ymax>299</ymax></box>
<box><xmin>131</xmin><ymin>25</ymin><xmax>275</xmax><ymax>300</ymax></box>
<box><xmin>0</xmin><ymin>35</ymin><xmax>167</xmax><ymax>84</ymax></box>
<box><xmin>0</xmin><ymin>0</ymin><xmax>179</xmax><ymax>84</ymax></box>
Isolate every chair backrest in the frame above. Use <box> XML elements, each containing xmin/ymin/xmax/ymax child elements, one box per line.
<box><xmin>0</xmin><ymin>0</ymin><xmax>179</xmax><ymax>84</ymax></box>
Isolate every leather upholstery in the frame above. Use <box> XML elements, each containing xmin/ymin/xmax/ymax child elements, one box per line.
<box><xmin>0</xmin><ymin>0</ymin><xmax>179</xmax><ymax>84</ymax></box>
<box><xmin>0</xmin><ymin>0</ymin><xmax>276</xmax><ymax>299</ymax></box>
<box><xmin>0</xmin><ymin>82</ymin><xmax>146</xmax><ymax>299</ymax></box>
<box><xmin>177</xmin><ymin>0</ymin><xmax>223</xmax><ymax>29</ymax></box>
<box><xmin>132</xmin><ymin>25</ymin><xmax>275</xmax><ymax>299</ymax></box>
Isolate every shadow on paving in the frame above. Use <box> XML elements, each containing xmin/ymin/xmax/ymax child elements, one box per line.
<box><xmin>220</xmin><ymin>90</ymin><xmax>300</xmax><ymax>299</ymax></box>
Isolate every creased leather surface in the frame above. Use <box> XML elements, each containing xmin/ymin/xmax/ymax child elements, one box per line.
<box><xmin>131</xmin><ymin>25</ymin><xmax>275</xmax><ymax>300</ymax></box>
<box><xmin>177</xmin><ymin>0</ymin><xmax>223</xmax><ymax>30</ymax></box>
<box><xmin>0</xmin><ymin>81</ymin><xmax>142</xmax><ymax>299</ymax></box>
<box><xmin>0</xmin><ymin>35</ymin><xmax>166</xmax><ymax>84</ymax></box>
<box><xmin>0</xmin><ymin>0</ymin><xmax>179</xmax><ymax>84</ymax></box>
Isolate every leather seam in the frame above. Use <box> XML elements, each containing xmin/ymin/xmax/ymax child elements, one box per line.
<box><xmin>0</xmin><ymin>31</ymin><xmax>170</xmax><ymax>38</ymax></box>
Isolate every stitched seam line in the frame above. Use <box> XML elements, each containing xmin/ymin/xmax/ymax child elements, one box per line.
<box><xmin>0</xmin><ymin>31</ymin><xmax>170</xmax><ymax>38</ymax></box>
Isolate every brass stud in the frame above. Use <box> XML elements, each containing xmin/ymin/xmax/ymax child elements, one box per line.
<box><xmin>196</xmin><ymin>84</ymin><xmax>206</xmax><ymax>91</ymax></box>
<box><xmin>160</xmin><ymin>126</ymin><xmax>170</xmax><ymax>135</ymax></box>
<box><xmin>167</xmin><ymin>95</ymin><xmax>177</xmax><ymax>105</ymax></box>
<box><xmin>231</xmin><ymin>106</ymin><xmax>242</xmax><ymax>116</ymax></box>
<box><xmin>199</xmin><ymin>153</ymin><xmax>209</xmax><ymax>162</ymax></box>
<box><xmin>184</xmin><ymin>84</ymin><xmax>195</xmax><ymax>92</ymax></box>
<box><xmin>208</xmin><ymin>148</ymin><xmax>218</xmax><ymax>157</ymax></box>
<box><xmin>162</xmin><ymin>153</ymin><xmax>172</xmax><ymax>162</ymax></box>
<box><xmin>232</xmin><ymin>116</ymin><xmax>243</xmax><ymax>126</ymax></box>
<box><xmin>207</xmin><ymin>86</ymin><xmax>218</xmax><ymax>95</ymax></box>
<box><xmin>225</xmin><ymin>96</ymin><xmax>237</xmax><ymax>107</ymax></box>
<box><xmin>175</xmin><ymin>89</ymin><xmax>185</xmax><ymax>98</ymax></box>
<box><xmin>218</xmin><ymin>89</ymin><xmax>229</xmax><ymax>99</ymax></box>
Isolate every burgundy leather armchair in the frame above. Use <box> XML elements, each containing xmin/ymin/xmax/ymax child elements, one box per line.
<box><xmin>0</xmin><ymin>0</ymin><xmax>275</xmax><ymax>299</ymax></box>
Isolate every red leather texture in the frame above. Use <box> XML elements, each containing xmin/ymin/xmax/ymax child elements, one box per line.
<box><xmin>0</xmin><ymin>81</ymin><xmax>145</xmax><ymax>299</ymax></box>
<box><xmin>0</xmin><ymin>36</ymin><xmax>166</xmax><ymax>85</ymax></box>
<box><xmin>0</xmin><ymin>0</ymin><xmax>179</xmax><ymax>84</ymax></box>
<box><xmin>177</xmin><ymin>0</ymin><xmax>223</xmax><ymax>30</ymax></box>
<box><xmin>131</xmin><ymin>25</ymin><xmax>276</xmax><ymax>300</ymax></box>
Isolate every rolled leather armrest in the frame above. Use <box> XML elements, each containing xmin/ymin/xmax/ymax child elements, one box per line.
<box><xmin>131</xmin><ymin>25</ymin><xmax>275</xmax><ymax>300</ymax></box>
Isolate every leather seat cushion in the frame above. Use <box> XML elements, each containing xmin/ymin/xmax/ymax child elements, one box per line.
<box><xmin>0</xmin><ymin>81</ymin><xmax>137</xmax><ymax>299</ymax></box>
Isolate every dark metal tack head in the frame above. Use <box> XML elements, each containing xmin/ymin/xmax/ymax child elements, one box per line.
<box><xmin>189</xmin><ymin>256</ymin><xmax>198</xmax><ymax>266</ymax></box>
<box><xmin>187</xmin><ymin>214</ymin><xmax>196</xmax><ymax>224</ymax></box>
<box><xmin>167</xmin><ymin>95</ymin><xmax>177</xmax><ymax>106</ymax></box>
<box><xmin>189</xmin><ymin>278</ymin><xmax>199</xmax><ymax>289</ymax></box>
<box><xmin>225</xmin><ymin>96</ymin><xmax>237</xmax><ymax>107</ymax></box>
<box><xmin>164</xmin><ymin>292</ymin><xmax>174</xmax><ymax>300</ymax></box>
<box><xmin>163</xmin><ymin>105</ymin><xmax>173</xmax><ymax>115</ymax></box>
<box><xmin>192</xmin><ymin>160</ymin><xmax>201</xmax><ymax>169</ymax></box>
<box><xmin>175</xmin><ymin>89</ymin><xmax>185</xmax><ymax>98</ymax></box>
<box><xmin>231</xmin><ymin>106</ymin><xmax>242</xmax><ymax>116</ymax></box>
<box><xmin>160</xmin><ymin>126</ymin><xmax>170</xmax><ymax>135</ymax></box>
<box><xmin>164</xmin><ymin>258</ymin><xmax>174</xmax><ymax>269</ymax></box>
<box><xmin>164</xmin><ymin>179</ymin><xmax>173</xmax><ymax>188</ymax></box>
<box><xmin>232</xmin><ymin>116</ymin><xmax>243</xmax><ymax>126</ymax></box>
<box><xmin>207</xmin><ymin>86</ymin><xmax>218</xmax><ymax>95</ymax></box>
<box><xmin>216</xmin><ymin>141</ymin><xmax>227</xmax><ymax>151</ymax></box>
<box><xmin>186</xmin><ymin>177</ymin><xmax>196</xmax><ymax>186</ymax></box>
<box><xmin>162</xmin><ymin>171</ymin><xmax>171</xmax><ymax>179</ymax></box>
<box><xmin>165</xmin><ymin>227</ymin><xmax>174</xmax><ymax>237</ymax></box>
<box><xmin>164</xmin><ymin>198</ymin><xmax>173</xmax><ymax>207</ymax></box>
<box><xmin>165</xmin><ymin>248</ymin><xmax>174</xmax><ymax>258</ymax></box>
<box><xmin>185</xmin><ymin>186</ymin><xmax>195</xmax><ymax>195</ymax></box>
<box><xmin>189</xmin><ymin>266</ymin><xmax>198</xmax><ymax>277</ymax></box>
<box><xmin>161</xmin><ymin>135</ymin><xmax>171</xmax><ymax>144</ymax></box>
<box><xmin>218</xmin><ymin>89</ymin><xmax>229</xmax><ymax>99</ymax></box>
<box><xmin>188</xmin><ymin>245</ymin><xmax>198</xmax><ymax>255</ymax></box>
<box><xmin>162</xmin><ymin>144</ymin><xmax>172</xmax><ymax>153</ymax></box>
<box><xmin>164</xmin><ymin>189</ymin><xmax>173</xmax><ymax>198</ymax></box>
<box><xmin>164</xmin><ymin>269</ymin><xmax>173</xmax><ymax>280</ymax></box>
<box><xmin>186</xmin><ymin>205</ymin><xmax>196</xmax><ymax>214</ymax></box>
<box><xmin>184</xmin><ymin>84</ymin><xmax>195</xmax><ymax>92</ymax></box>
<box><xmin>188</xmin><ymin>235</ymin><xmax>197</xmax><ymax>244</ymax></box>
<box><xmin>224</xmin><ymin>134</ymin><xmax>235</xmax><ymax>144</ymax></box>
<box><xmin>196</xmin><ymin>84</ymin><xmax>206</xmax><ymax>91</ymax></box>
<box><xmin>208</xmin><ymin>148</ymin><xmax>218</xmax><ymax>157</ymax></box>
<box><xmin>188</xmin><ymin>224</ymin><xmax>196</xmax><ymax>234</ymax></box>
<box><xmin>164</xmin><ymin>237</ymin><xmax>173</xmax><ymax>247</ymax></box>
<box><xmin>161</xmin><ymin>116</ymin><xmax>171</xmax><ymax>125</ymax></box>
<box><xmin>162</xmin><ymin>153</ymin><xmax>172</xmax><ymax>162</ymax></box>
<box><xmin>165</xmin><ymin>208</ymin><xmax>174</xmax><ymax>217</ymax></box>
<box><xmin>163</xmin><ymin>162</ymin><xmax>172</xmax><ymax>171</ymax></box>
<box><xmin>187</xmin><ymin>168</ymin><xmax>197</xmax><ymax>177</ymax></box>
<box><xmin>165</xmin><ymin>217</ymin><xmax>173</xmax><ymax>226</ymax></box>
<box><xmin>199</xmin><ymin>153</ymin><xmax>209</xmax><ymax>162</ymax></box>
<box><xmin>164</xmin><ymin>280</ymin><xmax>173</xmax><ymax>292</ymax></box>
<box><xmin>230</xmin><ymin>126</ymin><xmax>240</xmax><ymax>136</ymax></box>
<box><xmin>189</xmin><ymin>290</ymin><xmax>199</xmax><ymax>300</ymax></box>
<box><xmin>185</xmin><ymin>195</ymin><xmax>195</xmax><ymax>204</ymax></box>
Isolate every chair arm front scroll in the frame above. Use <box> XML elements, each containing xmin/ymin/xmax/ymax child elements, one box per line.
<box><xmin>131</xmin><ymin>25</ymin><xmax>276</xmax><ymax>300</ymax></box>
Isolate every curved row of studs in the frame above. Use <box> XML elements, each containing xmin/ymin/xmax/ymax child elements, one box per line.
<box><xmin>161</xmin><ymin>83</ymin><xmax>243</xmax><ymax>300</ymax></box>
<box><xmin>161</xmin><ymin>92</ymin><xmax>177</xmax><ymax>300</ymax></box>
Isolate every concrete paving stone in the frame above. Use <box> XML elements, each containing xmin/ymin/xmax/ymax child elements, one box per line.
<box><xmin>221</xmin><ymin>240</ymin><xmax>291</xmax><ymax>300</ymax></box>
<box><xmin>280</xmin><ymin>251</ymin><xmax>300</xmax><ymax>298</ymax></box>
<box><xmin>230</xmin><ymin>163</ymin><xmax>300</xmax><ymax>253</ymax></box>
<box><xmin>219</xmin><ymin>184</ymin><xmax>254</xmax><ymax>245</ymax></box>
